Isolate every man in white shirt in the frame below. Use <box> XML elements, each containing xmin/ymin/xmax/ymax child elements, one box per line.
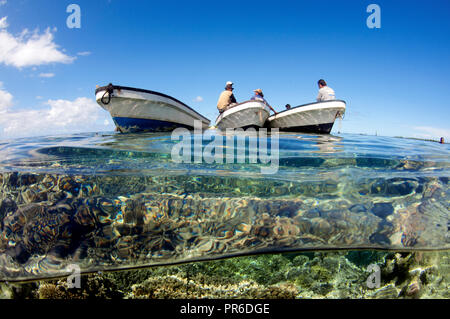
<box><xmin>316</xmin><ymin>79</ymin><xmax>336</xmax><ymax>102</ymax></box>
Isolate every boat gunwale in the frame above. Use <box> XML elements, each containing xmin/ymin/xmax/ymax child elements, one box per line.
<box><xmin>268</xmin><ymin>99</ymin><xmax>346</xmax><ymax>120</ymax></box>
<box><xmin>95</xmin><ymin>85</ymin><xmax>210</xmax><ymax>123</ymax></box>
<box><xmin>226</xmin><ymin>99</ymin><xmax>270</xmax><ymax>109</ymax></box>
<box><xmin>216</xmin><ymin>100</ymin><xmax>270</xmax><ymax>123</ymax></box>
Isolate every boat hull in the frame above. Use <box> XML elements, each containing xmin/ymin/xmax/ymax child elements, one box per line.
<box><xmin>96</xmin><ymin>85</ymin><xmax>210</xmax><ymax>133</ymax></box>
<box><xmin>267</xmin><ymin>100</ymin><xmax>346</xmax><ymax>134</ymax></box>
<box><xmin>216</xmin><ymin>101</ymin><xmax>271</xmax><ymax>130</ymax></box>
<box><xmin>112</xmin><ymin>117</ymin><xmax>194</xmax><ymax>133</ymax></box>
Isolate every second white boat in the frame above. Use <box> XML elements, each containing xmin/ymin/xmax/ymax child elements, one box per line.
<box><xmin>215</xmin><ymin>100</ymin><xmax>271</xmax><ymax>130</ymax></box>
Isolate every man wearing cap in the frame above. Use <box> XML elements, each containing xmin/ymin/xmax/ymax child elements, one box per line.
<box><xmin>217</xmin><ymin>81</ymin><xmax>237</xmax><ymax>113</ymax></box>
<box><xmin>251</xmin><ymin>89</ymin><xmax>277</xmax><ymax>114</ymax></box>
<box><xmin>316</xmin><ymin>79</ymin><xmax>336</xmax><ymax>102</ymax></box>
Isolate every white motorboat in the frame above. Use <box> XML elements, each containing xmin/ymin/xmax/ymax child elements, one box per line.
<box><xmin>215</xmin><ymin>100</ymin><xmax>271</xmax><ymax>130</ymax></box>
<box><xmin>95</xmin><ymin>84</ymin><xmax>210</xmax><ymax>133</ymax></box>
<box><xmin>266</xmin><ymin>100</ymin><xmax>346</xmax><ymax>134</ymax></box>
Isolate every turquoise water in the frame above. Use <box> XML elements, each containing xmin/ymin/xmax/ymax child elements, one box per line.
<box><xmin>0</xmin><ymin>131</ymin><xmax>449</xmax><ymax>282</ymax></box>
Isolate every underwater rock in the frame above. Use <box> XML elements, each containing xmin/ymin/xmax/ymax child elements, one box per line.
<box><xmin>0</xmin><ymin>281</ymin><xmax>37</xmax><ymax>299</ymax></box>
<box><xmin>20</xmin><ymin>187</ymin><xmax>48</xmax><ymax>204</ymax></box>
<box><xmin>0</xmin><ymin>250</ymin><xmax>448</xmax><ymax>299</ymax></box>
<box><xmin>2</xmin><ymin>173</ymin><xmax>19</xmax><ymax>188</ymax></box>
<box><xmin>0</xmin><ymin>282</ymin><xmax>13</xmax><ymax>299</ymax></box>
<box><xmin>310</xmin><ymin>218</ymin><xmax>331</xmax><ymax>237</ymax></box>
<box><xmin>301</xmin><ymin>208</ymin><xmax>321</xmax><ymax>219</ymax></box>
<box><xmin>127</xmin><ymin>274</ymin><xmax>298</xmax><ymax>299</ymax></box>
<box><xmin>386</xmin><ymin>179</ymin><xmax>416</xmax><ymax>196</ymax></box>
<box><xmin>370</xmin><ymin>178</ymin><xmax>416</xmax><ymax>197</ymax></box>
<box><xmin>371</xmin><ymin>203</ymin><xmax>394</xmax><ymax>219</ymax></box>
<box><xmin>375</xmin><ymin>251</ymin><xmax>450</xmax><ymax>299</ymax></box>
<box><xmin>0</xmin><ymin>197</ymin><xmax>17</xmax><ymax>229</ymax></box>
<box><xmin>369</xmin><ymin>233</ymin><xmax>391</xmax><ymax>245</ymax></box>
<box><xmin>6</xmin><ymin>244</ymin><xmax>30</xmax><ymax>264</ymax></box>
<box><xmin>349</xmin><ymin>204</ymin><xmax>367</xmax><ymax>213</ymax></box>
<box><xmin>1</xmin><ymin>199</ymin><xmax>103</xmax><ymax>266</ymax></box>
<box><xmin>0</xmin><ymin>171</ymin><xmax>448</xmax><ymax>282</ymax></box>
<box><xmin>37</xmin><ymin>273</ymin><xmax>123</xmax><ymax>299</ymax></box>
<box><xmin>17</xmin><ymin>174</ymin><xmax>39</xmax><ymax>187</ymax></box>
<box><xmin>291</xmin><ymin>255</ymin><xmax>310</xmax><ymax>267</ymax></box>
<box><xmin>290</xmin><ymin>252</ymin><xmax>368</xmax><ymax>298</ymax></box>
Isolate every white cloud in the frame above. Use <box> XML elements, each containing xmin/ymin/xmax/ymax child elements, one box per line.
<box><xmin>0</xmin><ymin>1</ymin><xmax>6</xmax><ymax>7</ymax></box>
<box><xmin>412</xmin><ymin>126</ymin><xmax>450</xmax><ymax>140</ymax></box>
<box><xmin>38</xmin><ymin>72</ymin><xmax>55</xmax><ymax>78</ymax></box>
<box><xmin>45</xmin><ymin>98</ymin><xmax>100</xmax><ymax>127</ymax></box>
<box><xmin>194</xmin><ymin>96</ymin><xmax>203</xmax><ymax>102</ymax></box>
<box><xmin>0</xmin><ymin>16</ymin><xmax>8</xmax><ymax>29</ymax></box>
<box><xmin>0</xmin><ymin>82</ymin><xmax>13</xmax><ymax>113</ymax></box>
<box><xmin>0</xmin><ymin>95</ymin><xmax>114</xmax><ymax>138</ymax></box>
<box><xmin>77</xmin><ymin>51</ymin><xmax>91</xmax><ymax>56</ymax></box>
<box><xmin>0</xmin><ymin>17</ymin><xmax>75</xmax><ymax>68</ymax></box>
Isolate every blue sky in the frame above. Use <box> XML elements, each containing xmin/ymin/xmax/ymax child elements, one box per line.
<box><xmin>0</xmin><ymin>0</ymin><xmax>449</xmax><ymax>140</ymax></box>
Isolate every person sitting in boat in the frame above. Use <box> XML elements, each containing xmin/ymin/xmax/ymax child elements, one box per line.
<box><xmin>217</xmin><ymin>81</ymin><xmax>237</xmax><ymax>113</ymax></box>
<box><xmin>316</xmin><ymin>79</ymin><xmax>336</xmax><ymax>102</ymax></box>
<box><xmin>251</xmin><ymin>89</ymin><xmax>277</xmax><ymax>114</ymax></box>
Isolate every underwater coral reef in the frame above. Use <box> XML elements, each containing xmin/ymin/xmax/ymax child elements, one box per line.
<box><xmin>1</xmin><ymin>251</ymin><xmax>448</xmax><ymax>299</ymax></box>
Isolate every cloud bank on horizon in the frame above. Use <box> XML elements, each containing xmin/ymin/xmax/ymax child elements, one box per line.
<box><xmin>0</xmin><ymin>14</ymin><xmax>111</xmax><ymax>138</ymax></box>
<box><xmin>0</xmin><ymin>95</ymin><xmax>109</xmax><ymax>137</ymax></box>
<box><xmin>0</xmin><ymin>82</ymin><xmax>13</xmax><ymax>113</ymax></box>
<box><xmin>0</xmin><ymin>78</ymin><xmax>110</xmax><ymax>137</ymax></box>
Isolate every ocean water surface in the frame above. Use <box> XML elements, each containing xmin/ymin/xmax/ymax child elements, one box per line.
<box><xmin>0</xmin><ymin>131</ymin><xmax>448</xmax><ymax>282</ymax></box>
